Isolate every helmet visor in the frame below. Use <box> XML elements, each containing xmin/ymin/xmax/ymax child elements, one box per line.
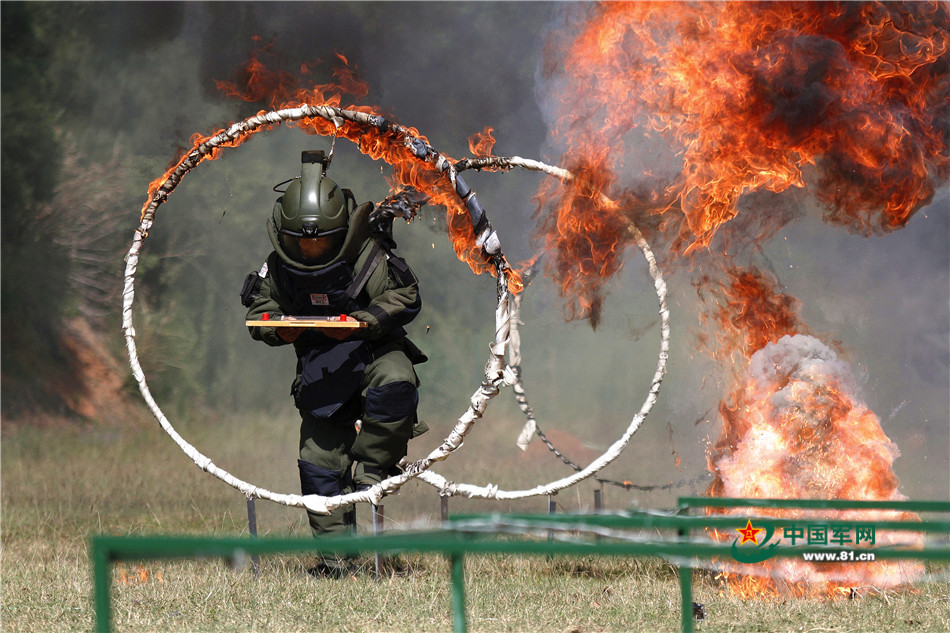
<box><xmin>279</xmin><ymin>228</ymin><xmax>346</xmax><ymax>265</ymax></box>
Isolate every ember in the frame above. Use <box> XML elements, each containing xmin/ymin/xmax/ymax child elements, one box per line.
<box><xmin>116</xmin><ymin>563</ymin><xmax>162</xmax><ymax>586</ymax></box>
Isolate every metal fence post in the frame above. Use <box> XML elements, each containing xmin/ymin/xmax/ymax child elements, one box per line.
<box><xmin>450</xmin><ymin>553</ymin><xmax>467</xmax><ymax>633</ymax></box>
<box><xmin>677</xmin><ymin>503</ymin><xmax>693</xmax><ymax>633</ymax></box>
<box><xmin>679</xmin><ymin>565</ymin><xmax>694</xmax><ymax>633</ymax></box>
<box><xmin>547</xmin><ymin>494</ymin><xmax>557</xmax><ymax>546</ymax></box>
<box><xmin>372</xmin><ymin>503</ymin><xmax>384</xmax><ymax>580</ymax></box>
<box><xmin>92</xmin><ymin>540</ymin><xmax>112</xmax><ymax>633</ymax></box>
<box><xmin>246</xmin><ymin>497</ymin><xmax>260</xmax><ymax>579</ymax></box>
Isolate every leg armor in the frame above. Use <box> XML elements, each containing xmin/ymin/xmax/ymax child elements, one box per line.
<box><xmin>351</xmin><ymin>349</ymin><xmax>419</xmax><ymax>487</ymax></box>
<box><xmin>298</xmin><ymin>405</ymin><xmax>358</xmax><ymax>537</ymax></box>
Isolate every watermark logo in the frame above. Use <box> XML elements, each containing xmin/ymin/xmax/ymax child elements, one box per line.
<box><xmin>729</xmin><ymin>519</ymin><xmax>877</xmax><ymax>563</ymax></box>
<box><xmin>731</xmin><ymin>519</ymin><xmax>781</xmax><ymax>563</ymax></box>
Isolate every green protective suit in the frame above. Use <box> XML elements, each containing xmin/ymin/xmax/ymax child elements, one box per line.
<box><xmin>244</xmin><ymin>201</ymin><xmax>427</xmax><ymax>537</ymax></box>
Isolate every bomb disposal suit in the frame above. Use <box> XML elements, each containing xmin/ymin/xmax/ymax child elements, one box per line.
<box><xmin>242</xmin><ymin>151</ymin><xmax>427</xmax><ymax>537</ymax></box>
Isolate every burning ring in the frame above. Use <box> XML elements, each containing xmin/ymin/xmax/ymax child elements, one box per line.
<box><xmin>122</xmin><ymin>105</ymin><xmax>669</xmax><ymax>513</ymax></box>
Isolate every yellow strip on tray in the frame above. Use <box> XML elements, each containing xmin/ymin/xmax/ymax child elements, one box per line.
<box><xmin>245</xmin><ymin>317</ymin><xmax>366</xmax><ymax>329</ymax></box>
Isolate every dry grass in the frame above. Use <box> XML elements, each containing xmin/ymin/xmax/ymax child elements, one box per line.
<box><xmin>2</xmin><ymin>413</ymin><xmax>948</xmax><ymax>632</ymax></box>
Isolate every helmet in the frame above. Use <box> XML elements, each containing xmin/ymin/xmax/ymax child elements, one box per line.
<box><xmin>273</xmin><ymin>150</ymin><xmax>348</xmax><ymax>264</ymax></box>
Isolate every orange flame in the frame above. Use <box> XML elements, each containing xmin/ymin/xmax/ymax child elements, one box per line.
<box><xmin>215</xmin><ymin>43</ymin><xmax>518</xmax><ymax>287</ymax></box>
<box><xmin>144</xmin><ymin>40</ymin><xmax>521</xmax><ymax>291</ymax></box>
<box><xmin>701</xmin><ymin>268</ymin><xmax>923</xmax><ymax>597</ymax></box>
<box><xmin>535</xmin><ymin>1</ymin><xmax>948</xmax><ymax>303</ymax></box>
<box><xmin>468</xmin><ymin>127</ymin><xmax>496</xmax><ymax>158</ymax></box>
<box><xmin>533</xmin><ymin>156</ymin><xmax>631</xmax><ymax>327</ymax></box>
<box><xmin>116</xmin><ymin>563</ymin><xmax>163</xmax><ymax>586</ymax></box>
<box><xmin>696</xmin><ymin>267</ymin><xmax>805</xmax><ymax>365</ymax></box>
<box><xmin>214</xmin><ymin>37</ymin><xmax>298</xmax><ymax>106</ymax></box>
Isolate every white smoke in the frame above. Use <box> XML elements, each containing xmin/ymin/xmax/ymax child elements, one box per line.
<box><xmin>750</xmin><ymin>334</ymin><xmax>854</xmax><ymax>408</ymax></box>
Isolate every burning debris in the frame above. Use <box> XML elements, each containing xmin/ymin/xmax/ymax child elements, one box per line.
<box><xmin>692</xmin><ymin>601</ymin><xmax>706</xmax><ymax>621</ymax></box>
<box><xmin>115</xmin><ymin>563</ymin><xmax>162</xmax><ymax>586</ymax></box>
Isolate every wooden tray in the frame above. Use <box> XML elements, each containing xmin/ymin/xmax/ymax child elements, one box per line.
<box><xmin>245</xmin><ymin>316</ymin><xmax>367</xmax><ymax>329</ymax></box>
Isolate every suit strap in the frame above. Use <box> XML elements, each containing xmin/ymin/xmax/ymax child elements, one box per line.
<box><xmin>344</xmin><ymin>239</ymin><xmax>386</xmax><ymax>303</ymax></box>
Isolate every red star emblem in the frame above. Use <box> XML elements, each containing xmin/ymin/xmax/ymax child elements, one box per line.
<box><xmin>736</xmin><ymin>519</ymin><xmax>763</xmax><ymax>545</ymax></box>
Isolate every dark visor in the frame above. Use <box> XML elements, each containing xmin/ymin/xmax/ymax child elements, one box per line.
<box><xmin>278</xmin><ymin>225</ymin><xmax>348</xmax><ymax>239</ymax></box>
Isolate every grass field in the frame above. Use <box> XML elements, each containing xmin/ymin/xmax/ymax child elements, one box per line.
<box><xmin>3</xmin><ymin>411</ymin><xmax>948</xmax><ymax>632</ymax></box>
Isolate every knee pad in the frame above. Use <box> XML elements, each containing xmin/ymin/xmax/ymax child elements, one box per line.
<box><xmin>298</xmin><ymin>460</ymin><xmax>352</xmax><ymax>497</ymax></box>
<box><xmin>364</xmin><ymin>381</ymin><xmax>418</xmax><ymax>423</ymax></box>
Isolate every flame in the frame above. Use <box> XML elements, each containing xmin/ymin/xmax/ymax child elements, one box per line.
<box><xmin>695</xmin><ymin>267</ymin><xmax>805</xmax><ymax>369</ymax></box>
<box><xmin>116</xmin><ymin>563</ymin><xmax>163</xmax><ymax>586</ymax></box>
<box><xmin>468</xmin><ymin>127</ymin><xmax>497</xmax><ymax>158</ymax></box>
<box><xmin>145</xmin><ymin>40</ymin><xmax>521</xmax><ymax>290</ymax></box>
<box><xmin>533</xmin><ymin>156</ymin><xmax>631</xmax><ymax>326</ymax></box>
<box><xmin>531</xmin><ymin>4</ymin><xmax>943</xmax><ymax>596</ymax></box>
<box><xmin>213</xmin><ymin>37</ymin><xmax>297</xmax><ymax>105</ymax></box>
<box><xmin>534</xmin><ymin>1</ymin><xmax>948</xmax><ymax>303</ymax></box>
<box><xmin>702</xmin><ymin>269</ymin><xmax>923</xmax><ymax>597</ymax></box>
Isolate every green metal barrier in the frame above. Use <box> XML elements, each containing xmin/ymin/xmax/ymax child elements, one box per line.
<box><xmin>673</xmin><ymin>497</ymin><xmax>950</xmax><ymax>633</ymax></box>
<box><xmin>90</xmin><ymin>497</ymin><xmax>950</xmax><ymax>633</ymax></box>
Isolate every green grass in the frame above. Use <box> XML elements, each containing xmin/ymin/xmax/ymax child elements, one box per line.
<box><xmin>2</xmin><ymin>413</ymin><xmax>949</xmax><ymax>632</ymax></box>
